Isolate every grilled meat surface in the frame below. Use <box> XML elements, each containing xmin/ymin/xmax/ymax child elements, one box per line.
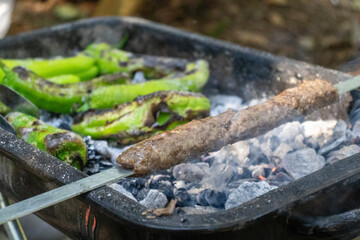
<box><xmin>117</xmin><ymin>79</ymin><xmax>339</xmax><ymax>175</ymax></box>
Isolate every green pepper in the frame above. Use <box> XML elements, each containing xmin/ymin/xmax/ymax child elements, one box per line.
<box><xmin>72</xmin><ymin>91</ymin><xmax>210</xmax><ymax>145</ymax></box>
<box><xmin>85</xmin><ymin>43</ymin><xmax>192</xmax><ymax>79</ymax></box>
<box><xmin>7</xmin><ymin>112</ymin><xmax>87</xmax><ymax>169</ymax></box>
<box><xmin>0</xmin><ymin>63</ymin><xmax>86</xmax><ymax>113</ymax></box>
<box><xmin>78</xmin><ymin>60</ymin><xmax>209</xmax><ymax>111</ymax></box>
<box><xmin>0</xmin><ymin>62</ymin><xmax>129</xmax><ymax>113</ymax></box>
<box><xmin>38</xmin><ymin>65</ymin><xmax>101</xmax><ymax>84</ymax></box>
<box><xmin>47</xmin><ymin>74</ymin><xmax>81</xmax><ymax>84</ymax></box>
<box><xmin>1</xmin><ymin>54</ymin><xmax>97</xmax><ymax>80</ymax></box>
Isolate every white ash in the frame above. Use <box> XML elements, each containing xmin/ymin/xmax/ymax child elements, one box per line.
<box><xmin>209</xmin><ymin>95</ymin><xmax>242</xmax><ymax>116</ymax></box>
<box><xmin>132</xmin><ymin>71</ymin><xmax>146</xmax><ymax>83</ymax></box>
<box><xmin>211</xmin><ymin>141</ymin><xmax>250</xmax><ymax>167</ymax></box>
<box><xmin>283</xmin><ymin>148</ymin><xmax>325</xmax><ymax>179</ymax></box>
<box><xmin>326</xmin><ymin>145</ymin><xmax>360</xmax><ymax>164</ymax></box>
<box><xmin>225</xmin><ymin>181</ymin><xmax>277</xmax><ymax>210</ymax></box>
<box><xmin>139</xmin><ymin>189</ymin><xmax>168</xmax><ymax>209</ymax></box>
<box><xmin>272</xmin><ymin>143</ymin><xmax>293</xmax><ymax>161</ymax></box>
<box><xmin>93</xmin><ymin>140</ymin><xmax>111</xmax><ymax>159</ymax></box>
<box><xmin>209</xmin><ymin>95</ymin><xmax>267</xmax><ymax>117</ymax></box>
<box><xmin>301</xmin><ymin>120</ymin><xmax>337</xmax><ymax>148</ymax></box>
<box><xmin>200</xmin><ymin>163</ymin><xmax>237</xmax><ymax>190</ymax></box>
<box><xmin>173</xmin><ymin>163</ymin><xmax>206</xmax><ymax>183</ymax></box>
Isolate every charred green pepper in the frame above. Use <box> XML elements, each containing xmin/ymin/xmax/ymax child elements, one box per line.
<box><xmin>85</xmin><ymin>43</ymin><xmax>192</xmax><ymax>78</ymax></box>
<box><xmin>0</xmin><ymin>64</ymin><xmax>86</xmax><ymax>113</ymax></box>
<box><xmin>7</xmin><ymin>112</ymin><xmax>87</xmax><ymax>169</ymax></box>
<box><xmin>72</xmin><ymin>91</ymin><xmax>210</xmax><ymax>144</ymax></box>
<box><xmin>78</xmin><ymin>60</ymin><xmax>209</xmax><ymax>111</ymax></box>
<box><xmin>2</xmin><ymin>54</ymin><xmax>98</xmax><ymax>80</ymax></box>
<box><xmin>0</xmin><ymin>62</ymin><xmax>129</xmax><ymax>113</ymax></box>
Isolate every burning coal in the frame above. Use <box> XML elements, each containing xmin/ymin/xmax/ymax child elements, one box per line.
<box><xmin>40</xmin><ymin>91</ymin><xmax>360</xmax><ymax>215</ymax></box>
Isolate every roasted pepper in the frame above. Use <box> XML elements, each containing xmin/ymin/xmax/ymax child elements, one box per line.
<box><xmin>85</xmin><ymin>43</ymin><xmax>191</xmax><ymax>78</ymax></box>
<box><xmin>78</xmin><ymin>60</ymin><xmax>209</xmax><ymax>111</ymax></box>
<box><xmin>0</xmin><ymin>62</ymin><xmax>129</xmax><ymax>113</ymax></box>
<box><xmin>48</xmin><ymin>66</ymin><xmax>101</xmax><ymax>84</ymax></box>
<box><xmin>47</xmin><ymin>75</ymin><xmax>81</xmax><ymax>84</ymax></box>
<box><xmin>7</xmin><ymin>112</ymin><xmax>87</xmax><ymax>169</ymax></box>
<box><xmin>72</xmin><ymin>91</ymin><xmax>210</xmax><ymax>144</ymax></box>
<box><xmin>1</xmin><ymin>54</ymin><xmax>98</xmax><ymax>80</ymax></box>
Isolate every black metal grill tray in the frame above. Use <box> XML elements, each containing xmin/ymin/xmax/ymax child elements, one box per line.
<box><xmin>0</xmin><ymin>17</ymin><xmax>359</xmax><ymax>240</ymax></box>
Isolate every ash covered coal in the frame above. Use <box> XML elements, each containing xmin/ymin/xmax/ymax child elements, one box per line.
<box><xmin>40</xmin><ymin>93</ymin><xmax>360</xmax><ymax>215</ymax></box>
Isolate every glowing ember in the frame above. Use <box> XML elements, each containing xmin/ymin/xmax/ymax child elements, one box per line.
<box><xmin>258</xmin><ymin>175</ymin><xmax>266</xmax><ymax>181</ymax></box>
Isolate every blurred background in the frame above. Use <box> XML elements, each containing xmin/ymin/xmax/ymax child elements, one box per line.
<box><xmin>2</xmin><ymin>0</ymin><xmax>360</xmax><ymax>72</ymax></box>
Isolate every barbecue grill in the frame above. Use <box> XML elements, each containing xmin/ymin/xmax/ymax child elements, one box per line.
<box><xmin>0</xmin><ymin>17</ymin><xmax>359</xmax><ymax>240</ymax></box>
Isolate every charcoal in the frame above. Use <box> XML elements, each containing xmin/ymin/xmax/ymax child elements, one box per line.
<box><xmin>352</xmin><ymin>121</ymin><xmax>360</xmax><ymax>143</ymax></box>
<box><xmin>272</xmin><ymin>143</ymin><xmax>293</xmax><ymax>161</ymax></box>
<box><xmin>99</xmin><ymin>160</ymin><xmax>113</xmax><ymax>171</ymax></box>
<box><xmin>121</xmin><ymin>178</ymin><xmax>146</xmax><ymax>197</ymax></box>
<box><xmin>225</xmin><ymin>181</ymin><xmax>277</xmax><ymax>210</ymax></box>
<box><xmin>93</xmin><ymin>140</ymin><xmax>111</xmax><ymax>159</ymax></box>
<box><xmin>301</xmin><ymin>120</ymin><xmax>337</xmax><ymax>148</ymax></box>
<box><xmin>109</xmin><ymin>183</ymin><xmax>137</xmax><ymax>202</ymax></box>
<box><xmin>173</xmin><ymin>163</ymin><xmax>205</xmax><ymax>182</ymax></box>
<box><xmin>196</xmin><ymin>189</ymin><xmax>227</xmax><ymax>208</ymax></box>
<box><xmin>303</xmin><ymin>137</ymin><xmax>320</xmax><ymax>150</ymax></box>
<box><xmin>247</xmin><ymin>138</ymin><xmax>263</xmax><ymax>162</ymax></box>
<box><xmin>212</xmin><ymin>141</ymin><xmax>250</xmax><ymax>167</ymax></box>
<box><xmin>230</xmin><ymin>167</ymin><xmax>253</xmax><ymax>182</ymax></box>
<box><xmin>132</xmin><ymin>71</ymin><xmax>146</xmax><ymax>83</ymax></box>
<box><xmin>136</xmin><ymin>189</ymin><xmax>150</xmax><ymax>202</ymax></box>
<box><xmin>40</xmin><ymin>110</ymin><xmax>52</xmax><ymax>122</ymax></box>
<box><xmin>195</xmin><ymin>162</ymin><xmax>210</xmax><ymax>172</ymax></box>
<box><xmin>248</xmin><ymin>164</ymin><xmax>271</xmax><ymax>178</ymax></box>
<box><xmin>349</xmin><ymin>100</ymin><xmax>360</xmax><ymax>125</ymax></box>
<box><xmin>174</xmin><ymin>188</ymin><xmax>196</xmax><ymax>207</ymax></box>
<box><xmin>326</xmin><ymin>145</ymin><xmax>360</xmax><ymax>164</ymax></box>
<box><xmin>318</xmin><ymin>121</ymin><xmax>350</xmax><ymax>156</ymax></box>
<box><xmin>41</xmin><ymin>112</ymin><xmax>73</xmax><ymax>130</ymax></box>
<box><xmin>201</xmin><ymin>164</ymin><xmax>236</xmax><ymax>189</ymax></box>
<box><xmin>227</xmin><ymin>179</ymin><xmax>254</xmax><ymax>189</ymax></box>
<box><xmin>174</xmin><ymin>180</ymin><xmax>186</xmax><ymax>189</ymax></box>
<box><xmin>293</xmin><ymin>134</ymin><xmax>307</xmax><ymax>150</ymax></box>
<box><xmin>277</xmin><ymin>121</ymin><xmax>302</xmax><ymax>143</ymax></box>
<box><xmin>37</xmin><ymin>93</ymin><xmax>359</xmax><ymax>215</ymax></box>
<box><xmin>99</xmin><ymin>160</ymin><xmax>113</xmax><ymax>168</ymax></box>
<box><xmin>139</xmin><ymin>189</ymin><xmax>168</xmax><ymax>209</ymax></box>
<box><xmin>209</xmin><ymin>94</ymin><xmax>243</xmax><ymax>117</ymax></box>
<box><xmin>318</xmin><ymin>135</ymin><xmax>347</xmax><ymax>156</ymax></box>
<box><xmin>260</xmin><ymin>136</ymin><xmax>280</xmax><ymax>159</ymax></box>
<box><xmin>268</xmin><ymin>172</ymin><xmax>294</xmax><ymax>186</ymax></box>
<box><xmin>83</xmin><ymin>162</ymin><xmax>99</xmax><ymax>175</ymax></box>
<box><xmin>283</xmin><ymin>148</ymin><xmax>325</xmax><ymax>179</ymax></box>
<box><xmin>149</xmin><ymin>179</ymin><xmax>175</xmax><ymax>199</ymax></box>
